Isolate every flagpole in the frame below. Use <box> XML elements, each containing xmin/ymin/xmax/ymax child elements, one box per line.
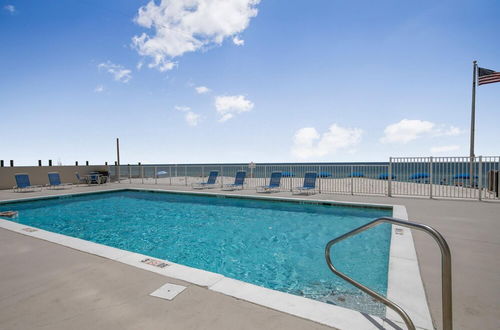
<box><xmin>470</xmin><ymin>60</ymin><xmax>477</xmax><ymax>159</ymax></box>
<box><xmin>470</xmin><ymin>60</ymin><xmax>477</xmax><ymax>187</ymax></box>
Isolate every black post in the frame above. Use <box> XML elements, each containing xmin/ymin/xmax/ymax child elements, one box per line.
<box><xmin>86</xmin><ymin>161</ymin><xmax>89</xmax><ymax>166</ymax></box>
<box><xmin>138</xmin><ymin>162</ymin><xmax>141</xmax><ymax>165</ymax></box>
<box><xmin>48</xmin><ymin>159</ymin><xmax>52</xmax><ymax>166</ymax></box>
<box><xmin>38</xmin><ymin>160</ymin><xmax>42</xmax><ymax>166</ymax></box>
<box><xmin>10</xmin><ymin>160</ymin><xmax>14</xmax><ymax>167</ymax></box>
<box><xmin>105</xmin><ymin>161</ymin><xmax>108</xmax><ymax>166</ymax></box>
<box><xmin>114</xmin><ymin>161</ymin><xmax>118</xmax><ymax>166</ymax></box>
<box><xmin>0</xmin><ymin>160</ymin><xmax>4</xmax><ymax>167</ymax></box>
<box><xmin>75</xmin><ymin>161</ymin><xmax>78</xmax><ymax>166</ymax></box>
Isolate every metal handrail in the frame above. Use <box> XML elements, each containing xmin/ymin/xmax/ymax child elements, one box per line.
<box><xmin>325</xmin><ymin>217</ymin><xmax>452</xmax><ymax>330</ymax></box>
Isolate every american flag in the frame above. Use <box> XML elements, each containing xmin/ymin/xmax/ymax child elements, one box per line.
<box><xmin>478</xmin><ymin>67</ymin><xmax>500</xmax><ymax>86</ymax></box>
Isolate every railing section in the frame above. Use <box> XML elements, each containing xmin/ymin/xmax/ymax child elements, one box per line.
<box><xmin>107</xmin><ymin>156</ymin><xmax>499</xmax><ymax>201</ymax></box>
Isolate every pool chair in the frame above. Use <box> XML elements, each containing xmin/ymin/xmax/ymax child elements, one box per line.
<box><xmin>13</xmin><ymin>173</ymin><xmax>42</xmax><ymax>192</ymax></box>
<box><xmin>257</xmin><ymin>172</ymin><xmax>282</xmax><ymax>193</ymax></box>
<box><xmin>75</xmin><ymin>172</ymin><xmax>89</xmax><ymax>185</ymax></box>
<box><xmin>293</xmin><ymin>172</ymin><xmax>317</xmax><ymax>195</ymax></box>
<box><xmin>222</xmin><ymin>171</ymin><xmax>246</xmax><ymax>191</ymax></box>
<box><xmin>47</xmin><ymin>172</ymin><xmax>72</xmax><ymax>190</ymax></box>
<box><xmin>192</xmin><ymin>170</ymin><xmax>219</xmax><ymax>189</ymax></box>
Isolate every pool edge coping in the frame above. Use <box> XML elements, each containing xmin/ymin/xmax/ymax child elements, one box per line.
<box><xmin>0</xmin><ymin>187</ymin><xmax>432</xmax><ymax>330</ymax></box>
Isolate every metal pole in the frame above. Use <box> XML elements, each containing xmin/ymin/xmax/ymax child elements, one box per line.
<box><xmin>116</xmin><ymin>138</ymin><xmax>121</xmax><ymax>183</ymax></box>
<box><xmin>470</xmin><ymin>61</ymin><xmax>477</xmax><ymax>183</ymax></box>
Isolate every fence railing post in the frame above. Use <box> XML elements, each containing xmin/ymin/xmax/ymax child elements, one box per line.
<box><xmin>185</xmin><ymin>166</ymin><xmax>188</xmax><ymax>186</ymax></box>
<box><xmin>264</xmin><ymin>165</ymin><xmax>267</xmax><ymax>186</ymax></box>
<box><xmin>221</xmin><ymin>165</ymin><xmax>224</xmax><ymax>187</ymax></box>
<box><xmin>429</xmin><ymin>157</ymin><xmax>433</xmax><ymax>199</ymax></box>
<box><xmin>350</xmin><ymin>165</ymin><xmax>354</xmax><ymax>195</ymax></box>
<box><xmin>155</xmin><ymin>166</ymin><xmax>157</xmax><ymax>184</ymax></box>
<box><xmin>169</xmin><ymin>166</ymin><xmax>172</xmax><ymax>185</ymax></box>
<box><xmin>388</xmin><ymin>158</ymin><xmax>392</xmax><ymax>197</ymax></box>
<box><xmin>318</xmin><ymin>165</ymin><xmax>322</xmax><ymax>193</ymax></box>
<box><xmin>141</xmin><ymin>165</ymin><xmax>144</xmax><ymax>184</ymax></box>
<box><xmin>478</xmin><ymin>156</ymin><xmax>483</xmax><ymax>201</ymax></box>
<box><xmin>128</xmin><ymin>165</ymin><xmax>131</xmax><ymax>184</ymax></box>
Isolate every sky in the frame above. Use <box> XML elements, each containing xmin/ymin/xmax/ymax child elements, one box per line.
<box><xmin>1</xmin><ymin>0</ymin><xmax>499</xmax><ymax>165</ymax></box>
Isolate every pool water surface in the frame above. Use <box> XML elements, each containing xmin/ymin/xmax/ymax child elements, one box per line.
<box><xmin>1</xmin><ymin>190</ymin><xmax>392</xmax><ymax>315</ymax></box>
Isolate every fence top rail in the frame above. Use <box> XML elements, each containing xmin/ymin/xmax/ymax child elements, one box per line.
<box><xmin>109</xmin><ymin>156</ymin><xmax>499</xmax><ymax>168</ymax></box>
<box><xmin>112</xmin><ymin>164</ymin><xmax>390</xmax><ymax>168</ymax></box>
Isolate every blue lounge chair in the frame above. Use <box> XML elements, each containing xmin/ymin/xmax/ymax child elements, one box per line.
<box><xmin>48</xmin><ymin>172</ymin><xmax>72</xmax><ymax>189</ymax></box>
<box><xmin>75</xmin><ymin>172</ymin><xmax>88</xmax><ymax>185</ymax></box>
<box><xmin>13</xmin><ymin>173</ymin><xmax>42</xmax><ymax>192</ymax></box>
<box><xmin>222</xmin><ymin>171</ymin><xmax>246</xmax><ymax>191</ymax></box>
<box><xmin>257</xmin><ymin>172</ymin><xmax>282</xmax><ymax>193</ymax></box>
<box><xmin>378</xmin><ymin>173</ymin><xmax>396</xmax><ymax>180</ymax></box>
<box><xmin>293</xmin><ymin>172</ymin><xmax>317</xmax><ymax>195</ymax></box>
<box><xmin>192</xmin><ymin>170</ymin><xmax>219</xmax><ymax>189</ymax></box>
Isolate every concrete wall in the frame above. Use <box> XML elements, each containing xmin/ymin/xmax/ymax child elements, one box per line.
<box><xmin>0</xmin><ymin>165</ymin><xmax>109</xmax><ymax>190</ymax></box>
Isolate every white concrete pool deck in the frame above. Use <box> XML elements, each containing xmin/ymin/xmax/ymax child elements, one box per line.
<box><xmin>0</xmin><ymin>183</ymin><xmax>499</xmax><ymax>329</ymax></box>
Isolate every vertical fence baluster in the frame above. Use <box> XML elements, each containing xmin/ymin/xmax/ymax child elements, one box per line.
<box><xmin>478</xmin><ymin>156</ymin><xmax>483</xmax><ymax>201</ymax></box>
<box><xmin>221</xmin><ymin>165</ymin><xmax>224</xmax><ymax>187</ymax></box>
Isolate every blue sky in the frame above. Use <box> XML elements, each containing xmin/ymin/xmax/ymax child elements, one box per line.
<box><xmin>1</xmin><ymin>0</ymin><xmax>499</xmax><ymax>165</ymax></box>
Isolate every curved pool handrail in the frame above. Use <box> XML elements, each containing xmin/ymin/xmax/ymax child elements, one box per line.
<box><xmin>325</xmin><ymin>216</ymin><xmax>452</xmax><ymax>330</ymax></box>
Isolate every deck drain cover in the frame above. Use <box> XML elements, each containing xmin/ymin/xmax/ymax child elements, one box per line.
<box><xmin>22</xmin><ymin>228</ymin><xmax>38</xmax><ymax>232</ymax></box>
<box><xmin>150</xmin><ymin>283</ymin><xmax>186</xmax><ymax>301</ymax></box>
<box><xmin>141</xmin><ymin>258</ymin><xmax>169</xmax><ymax>268</ymax></box>
<box><xmin>395</xmin><ymin>228</ymin><xmax>404</xmax><ymax>235</ymax></box>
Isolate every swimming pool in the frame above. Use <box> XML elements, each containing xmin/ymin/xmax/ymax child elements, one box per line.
<box><xmin>0</xmin><ymin>190</ymin><xmax>392</xmax><ymax>316</ymax></box>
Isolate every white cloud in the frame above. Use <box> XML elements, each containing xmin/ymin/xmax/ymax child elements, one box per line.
<box><xmin>195</xmin><ymin>86</ymin><xmax>210</xmax><ymax>94</ymax></box>
<box><xmin>4</xmin><ymin>5</ymin><xmax>15</xmax><ymax>13</ymax></box>
<box><xmin>94</xmin><ymin>85</ymin><xmax>105</xmax><ymax>93</ymax></box>
<box><xmin>215</xmin><ymin>95</ymin><xmax>254</xmax><ymax>122</ymax></box>
<box><xmin>174</xmin><ymin>105</ymin><xmax>190</xmax><ymax>112</ymax></box>
<box><xmin>433</xmin><ymin>126</ymin><xmax>462</xmax><ymax>137</ymax></box>
<box><xmin>291</xmin><ymin>124</ymin><xmax>363</xmax><ymax>159</ymax></box>
<box><xmin>98</xmin><ymin>62</ymin><xmax>132</xmax><ymax>83</ymax></box>
<box><xmin>185</xmin><ymin>111</ymin><xmax>201</xmax><ymax>126</ymax></box>
<box><xmin>380</xmin><ymin>119</ymin><xmax>463</xmax><ymax>144</ymax></box>
<box><xmin>132</xmin><ymin>0</ymin><xmax>260</xmax><ymax>71</ymax></box>
<box><xmin>174</xmin><ymin>105</ymin><xmax>200</xmax><ymax>126</ymax></box>
<box><xmin>232</xmin><ymin>36</ymin><xmax>244</xmax><ymax>46</ymax></box>
<box><xmin>430</xmin><ymin>145</ymin><xmax>460</xmax><ymax>154</ymax></box>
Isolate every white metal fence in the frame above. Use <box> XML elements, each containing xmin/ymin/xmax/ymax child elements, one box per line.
<box><xmin>108</xmin><ymin>156</ymin><xmax>500</xmax><ymax>201</ymax></box>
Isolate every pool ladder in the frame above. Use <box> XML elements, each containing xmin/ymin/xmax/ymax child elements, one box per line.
<box><xmin>325</xmin><ymin>217</ymin><xmax>452</xmax><ymax>330</ymax></box>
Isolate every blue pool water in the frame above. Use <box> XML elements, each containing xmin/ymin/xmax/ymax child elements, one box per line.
<box><xmin>1</xmin><ymin>190</ymin><xmax>392</xmax><ymax>315</ymax></box>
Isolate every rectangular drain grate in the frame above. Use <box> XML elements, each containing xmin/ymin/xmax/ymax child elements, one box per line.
<box><xmin>22</xmin><ymin>228</ymin><xmax>38</xmax><ymax>232</ymax></box>
<box><xmin>141</xmin><ymin>258</ymin><xmax>169</xmax><ymax>268</ymax></box>
<box><xmin>150</xmin><ymin>283</ymin><xmax>186</xmax><ymax>300</ymax></box>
